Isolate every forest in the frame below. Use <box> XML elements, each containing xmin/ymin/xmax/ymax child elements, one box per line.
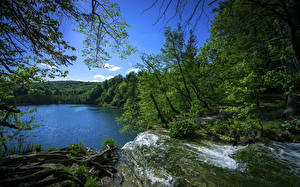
<box><xmin>13</xmin><ymin>72</ymin><xmax>139</xmax><ymax>106</ymax></box>
<box><xmin>14</xmin><ymin>81</ymin><xmax>97</xmax><ymax>104</ymax></box>
<box><xmin>1</xmin><ymin>0</ymin><xmax>300</xmax><ymax>186</ymax></box>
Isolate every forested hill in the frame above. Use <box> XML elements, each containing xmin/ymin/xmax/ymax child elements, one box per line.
<box><xmin>14</xmin><ymin>81</ymin><xmax>97</xmax><ymax>105</ymax></box>
<box><xmin>13</xmin><ymin>72</ymin><xmax>138</xmax><ymax>107</ymax></box>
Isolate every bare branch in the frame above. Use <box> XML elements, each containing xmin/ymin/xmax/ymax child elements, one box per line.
<box><xmin>0</xmin><ymin>105</ymin><xmax>20</xmax><ymax>113</ymax></box>
<box><xmin>0</xmin><ymin>121</ymin><xmax>18</xmax><ymax>129</ymax></box>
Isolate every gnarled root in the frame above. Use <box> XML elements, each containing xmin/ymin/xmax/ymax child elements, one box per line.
<box><xmin>0</xmin><ymin>146</ymin><xmax>119</xmax><ymax>186</ymax></box>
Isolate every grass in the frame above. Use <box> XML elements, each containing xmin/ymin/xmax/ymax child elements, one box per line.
<box><xmin>69</xmin><ymin>139</ymin><xmax>87</xmax><ymax>154</ymax></box>
<box><xmin>102</xmin><ymin>138</ymin><xmax>116</xmax><ymax>149</ymax></box>
<box><xmin>0</xmin><ymin>143</ymin><xmax>42</xmax><ymax>159</ymax></box>
<box><xmin>56</xmin><ymin>164</ymin><xmax>99</xmax><ymax>186</ymax></box>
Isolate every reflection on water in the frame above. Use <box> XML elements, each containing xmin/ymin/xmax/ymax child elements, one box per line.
<box><xmin>12</xmin><ymin>104</ymin><xmax>136</xmax><ymax>150</ymax></box>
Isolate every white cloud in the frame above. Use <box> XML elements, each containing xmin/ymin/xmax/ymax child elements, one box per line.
<box><xmin>109</xmin><ymin>66</ymin><xmax>121</xmax><ymax>71</ymax></box>
<box><xmin>89</xmin><ymin>80</ymin><xmax>99</xmax><ymax>82</ymax></box>
<box><xmin>93</xmin><ymin>74</ymin><xmax>114</xmax><ymax>80</ymax></box>
<box><xmin>103</xmin><ymin>63</ymin><xmax>113</xmax><ymax>68</ymax></box>
<box><xmin>40</xmin><ymin>63</ymin><xmax>57</xmax><ymax>69</ymax></box>
<box><xmin>103</xmin><ymin>63</ymin><xmax>121</xmax><ymax>71</ymax></box>
<box><xmin>127</xmin><ymin>68</ymin><xmax>140</xmax><ymax>74</ymax></box>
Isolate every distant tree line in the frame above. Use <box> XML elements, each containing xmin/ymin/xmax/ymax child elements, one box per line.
<box><xmin>13</xmin><ymin>72</ymin><xmax>139</xmax><ymax>107</ymax></box>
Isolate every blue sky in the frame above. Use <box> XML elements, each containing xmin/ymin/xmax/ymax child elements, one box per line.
<box><xmin>52</xmin><ymin>0</ymin><xmax>217</xmax><ymax>82</ymax></box>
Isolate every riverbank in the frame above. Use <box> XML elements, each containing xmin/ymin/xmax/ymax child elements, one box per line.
<box><xmin>1</xmin><ymin>129</ymin><xmax>299</xmax><ymax>186</ymax></box>
<box><xmin>149</xmin><ymin>116</ymin><xmax>300</xmax><ymax>146</ymax></box>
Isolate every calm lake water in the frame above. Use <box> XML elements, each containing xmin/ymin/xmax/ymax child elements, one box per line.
<box><xmin>15</xmin><ymin>104</ymin><xmax>137</xmax><ymax>150</ymax></box>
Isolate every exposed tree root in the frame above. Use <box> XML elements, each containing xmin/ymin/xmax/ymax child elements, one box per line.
<box><xmin>0</xmin><ymin>146</ymin><xmax>119</xmax><ymax>186</ymax></box>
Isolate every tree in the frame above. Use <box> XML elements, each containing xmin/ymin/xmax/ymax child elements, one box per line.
<box><xmin>153</xmin><ymin>0</ymin><xmax>300</xmax><ymax>116</ymax></box>
<box><xmin>245</xmin><ymin>0</ymin><xmax>300</xmax><ymax>116</ymax></box>
<box><xmin>146</xmin><ymin>0</ymin><xmax>219</xmax><ymax>29</ymax></box>
<box><xmin>0</xmin><ymin>0</ymin><xmax>134</xmax><ymax>151</ymax></box>
<box><xmin>119</xmin><ymin>26</ymin><xmax>218</xmax><ymax>133</ymax></box>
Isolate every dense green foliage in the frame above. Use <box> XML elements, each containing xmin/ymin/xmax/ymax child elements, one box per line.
<box><xmin>85</xmin><ymin>72</ymin><xmax>139</xmax><ymax>107</ymax></box>
<box><xmin>118</xmin><ymin>0</ymin><xmax>300</xmax><ymax>141</ymax></box>
<box><xmin>169</xmin><ymin>120</ymin><xmax>196</xmax><ymax>138</ymax></box>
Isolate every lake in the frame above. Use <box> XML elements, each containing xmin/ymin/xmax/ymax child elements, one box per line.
<box><xmin>14</xmin><ymin>104</ymin><xmax>137</xmax><ymax>150</ymax></box>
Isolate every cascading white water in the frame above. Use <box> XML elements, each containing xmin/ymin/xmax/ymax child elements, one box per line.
<box><xmin>264</xmin><ymin>141</ymin><xmax>300</xmax><ymax>175</ymax></box>
<box><xmin>120</xmin><ymin>131</ymin><xmax>300</xmax><ymax>186</ymax></box>
<box><xmin>183</xmin><ymin>142</ymin><xmax>246</xmax><ymax>170</ymax></box>
<box><xmin>122</xmin><ymin>132</ymin><xmax>247</xmax><ymax>186</ymax></box>
<box><xmin>122</xmin><ymin>132</ymin><xmax>174</xmax><ymax>186</ymax></box>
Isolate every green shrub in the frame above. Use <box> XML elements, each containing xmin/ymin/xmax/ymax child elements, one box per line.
<box><xmin>69</xmin><ymin>140</ymin><xmax>87</xmax><ymax>154</ymax></box>
<box><xmin>169</xmin><ymin>120</ymin><xmax>196</xmax><ymax>138</ymax></box>
<box><xmin>75</xmin><ymin>165</ymin><xmax>88</xmax><ymax>183</ymax></box>
<box><xmin>85</xmin><ymin>176</ymin><xmax>98</xmax><ymax>187</ymax></box>
<box><xmin>281</xmin><ymin>119</ymin><xmax>300</xmax><ymax>132</ymax></box>
<box><xmin>47</xmin><ymin>147</ymin><xmax>58</xmax><ymax>151</ymax></box>
<box><xmin>35</xmin><ymin>144</ymin><xmax>42</xmax><ymax>152</ymax></box>
<box><xmin>102</xmin><ymin>138</ymin><xmax>116</xmax><ymax>149</ymax></box>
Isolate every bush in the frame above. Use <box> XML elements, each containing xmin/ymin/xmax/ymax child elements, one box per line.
<box><xmin>85</xmin><ymin>176</ymin><xmax>98</xmax><ymax>187</ymax></box>
<box><xmin>281</xmin><ymin>119</ymin><xmax>300</xmax><ymax>133</ymax></box>
<box><xmin>169</xmin><ymin>120</ymin><xmax>196</xmax><ymax>138</ymax></box>
<box><xmin>75</xmin><ymin>165</ymin><xmax>88</xmax><ymax>183</ymax></box>
<box><xmin>69</xmin><ymin>140</ymin><xmax>87</xmax><ymax>154</ymax></box>
<box><xmin>102</xmin><ymin>138</ymin><xmax>116</xmax><ymax>149</ymax></box>
<box><xmin>35</xmin><ymin>144</ymin><xmax>42</xmax><ymax>152</ymax></box>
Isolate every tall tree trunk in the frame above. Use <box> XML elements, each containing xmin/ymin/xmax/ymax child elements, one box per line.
<box><xmin>283</xmin><ymin>0</ymin><xmax>300</xmax><ymax>116</ymax></box>
<box><xmin>150</xmin><ymin>93</ymin><xmax>167</xmax><ymax>124</ymax></box>
<box><xmin>283</xmin><ymin>61</ymin><xmax>298</xmax><ymax>117</ymax></box>
<box><xmin>248</xmin><ymin>0</ymin><xmax>300</xmax><ymax>116</ymax></box>
<box><xmin>153</xmin><ymin>73</ymin><xmax>180</xmax><ymax>114</ymax></box>
<box><xmin>170</xmin><ymin>84</ymin><xmax>192</xmax><ymax>107</ymax></box>
<box><xmin>145</xmin><ymin>60</ymin><xmax>181</xmax><ymax>114</ymax></box>
<box><xmin>0</xmin><ymin>132</ymin><xmax>8</xmax><ymax>153</ymax></box>
<box><xmin>190</xmin><ymin>84</ymin><xmax>211</xmax><ymax>111</ymax></box>
<box><xmin>175</xmin><ymin>57</ymin><xmax>193</xmax><ymax>102</ymax></box>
